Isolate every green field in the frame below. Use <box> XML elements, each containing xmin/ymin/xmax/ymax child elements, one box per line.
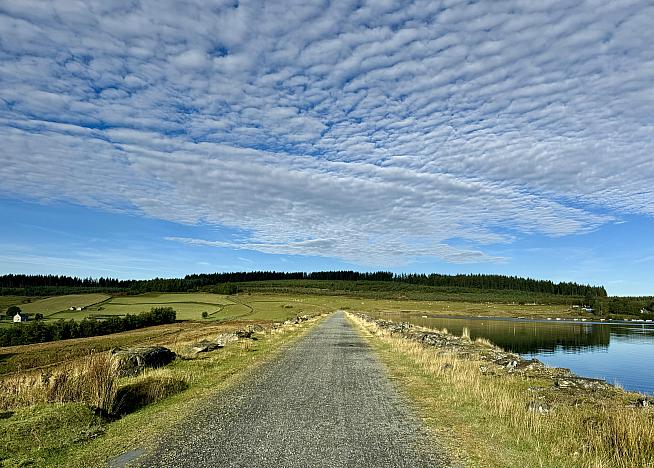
<box><xmin>3</xmin><ymin>291</ymin><xmax>578</xmax><ymax>324</ymax></box>
<box><xmin>7</xmin><ymin>294</ymin><xmax>110</xmax><ymax>317</ymax></box>
<box><xmin>46</xmin><ymin>293</ymin><xmax>330</xmax><ymax>322</ymax></box>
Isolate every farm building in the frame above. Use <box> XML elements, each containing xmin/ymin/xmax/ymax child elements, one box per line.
<box><xmin>13</xmin><ymin>313</ymin><xmax>28</xmax><ymax>323</ymax></box>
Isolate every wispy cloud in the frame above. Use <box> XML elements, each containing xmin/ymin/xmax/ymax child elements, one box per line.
<box><xmin>1</xmin><ymin>0</ymin><xmax>652</xmax><ymax>265</ymax></box>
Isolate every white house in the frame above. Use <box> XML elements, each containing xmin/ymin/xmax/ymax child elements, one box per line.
<box><xmin>13</xmin><ymin>313</ymin><xmax>27</xmax><ymax>323</ymax></box>
<box><xmin>76</xmin><ymin>307</ymin><xmax>83</xmax><ymax>311</ymax></box>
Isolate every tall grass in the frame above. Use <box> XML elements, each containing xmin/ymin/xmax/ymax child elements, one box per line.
<box><xmin>350</xmin><ymin>314</ymin><xmax>654</xmax><ymax>468</ymax></box>
<box><xmin>0</xmin><ymin>353</ymin><xmax>117</xmax><ymax>412</ymax></box>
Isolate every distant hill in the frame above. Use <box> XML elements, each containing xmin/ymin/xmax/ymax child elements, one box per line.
<box><xmin>0</xmin><ymin>271</ymin><xmax>606</xmax><ymax>298</ymax></box>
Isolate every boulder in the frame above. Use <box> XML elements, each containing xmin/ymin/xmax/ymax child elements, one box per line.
<box><xmin>190</xmin><ymin>340</ymin><xmax>225</xmax><ymax>354</ymax></box>
<box><xmin>636</xmin><ymin>397</ymin><xmax>650</xmax><ymax>408</ymax></box>
<box><xmin>215</xmin><ymin>332</ymin><xmax>239</xmax><ymax>346</ymax></box>
<box><xmin>236</xmin><ymin>328</ymin><xmax>255</xmax><ymax>339</ymax></box>
<box><xmin>111</xmin><ymin>346</ymin><xmax>176</xmax><ymax>376</ymax></box>
<box><xmin>555</xmin><ymin>377</ymin><xmax>611</xmax><ymax>391</ymax></box>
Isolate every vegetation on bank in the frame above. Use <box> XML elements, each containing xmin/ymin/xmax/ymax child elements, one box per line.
<box><xmin>349</xmin><ymin>314</ymin><xmax>654</xmax><ymax>468</ymax></box>
<box><xmin>0</xmin><ymin>307</ymin><xmax>177</xmax><ymax>346</ymax></box>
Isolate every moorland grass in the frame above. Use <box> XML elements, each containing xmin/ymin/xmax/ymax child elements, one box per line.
<box><xmin>348</xmin><ymin>313</ymin><xmax>654</xmax><ymax>468</ymax></box>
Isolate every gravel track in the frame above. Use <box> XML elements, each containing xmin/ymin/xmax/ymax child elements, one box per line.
<box><xmin>134</xmin><ymin>311</ymin><xmax>447</xmax><ymax>467</ymax></box>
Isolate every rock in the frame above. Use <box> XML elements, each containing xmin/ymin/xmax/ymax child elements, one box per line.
<box><xmin>236</xmin><ymin>328</ymin><xmax>256</xmax><ymax>339</ymax></box>
<box><xmin>636</xmin><ymin>397</ymin><xmax>650</xmax><ymax>408</ymax></box>
<box><xmin>250</xmin><ymin>324</ymin><xmax>265</xmax><ymax>333</ymax></box>
<box><xmin>111</xmin><ymin>346</ymin><xmax>176</xmax><ymax>376</ymax></box>
<box><xmin>215</xmin><ymin>332</ymin><xmax>239</xmax><ymax>346</ymax></box>
<box><xmin>526</xmin><ymin>400</ymin><xmax>551</xmax><ymax>414</ymax></box>
<box><xmin>555</xmin><ymin>377</ymin><xmax>611</xmax><ymax>391</ymax></box>
<box><xmin>514</xmin><ymin>359</ymin><xmax>545</xmax><ymax>373</ymax></box>
<box><xmin>190</xmin><ymin>340</ymin><xmax>224</xmax><ymax>354</ymax></box>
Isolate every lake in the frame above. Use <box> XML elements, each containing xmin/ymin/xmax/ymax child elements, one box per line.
<box><xmin>372</xmin><ymin>312</ymin><xmax>654</xmax><ymax>396</ymax></box>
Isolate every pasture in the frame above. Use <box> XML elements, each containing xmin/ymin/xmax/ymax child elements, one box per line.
<box><xmin>3</xmin><ymin>291</ymin><xmax>577</xmax><ymax>324</ymax></box>
<box><xmin>7</xmin><ymin>294</ymin><xmax>110</xmax><ymax>317</ymax></box>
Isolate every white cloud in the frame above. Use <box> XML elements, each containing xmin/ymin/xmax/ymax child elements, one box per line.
<box><xmin>0</xmin><ymin>0</ymin><xmax>652</xmax><ymax>266</ymax></box>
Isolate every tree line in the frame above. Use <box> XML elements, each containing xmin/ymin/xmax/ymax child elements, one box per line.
<box><xmin>0</xmin><ymin>271</ymin><xmax>607</xmax><ymax>298</ymax></box>
<box><xmin>0</xmin><ymin>307</ymin><xmax>176</xmax><ymax>346</ymax></box>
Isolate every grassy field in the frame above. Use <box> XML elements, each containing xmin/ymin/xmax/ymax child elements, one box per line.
<box><xmin>0</xmin><ymin>316</ymin><xmax>324</xmax><ymax>466</ymax></box>
<box><xmin>9</xmin><ymin>294</ymin><xmax>111</xmax><ymax>317</ymax></box>
<box><xmin>349</xmin><ymin>314</ymin><xmax>654</xmax><ymax>468</ymax></box>
<box><xmin>2</xmin><ymin>291</ymin><xmax>579</xmax><ymax>326</ymax></box>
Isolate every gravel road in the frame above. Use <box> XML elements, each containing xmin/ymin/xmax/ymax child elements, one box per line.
<box><xmin>133</xmin><ymin>311</ymin><xmax>448</xmax><ymax>467</ymax></box>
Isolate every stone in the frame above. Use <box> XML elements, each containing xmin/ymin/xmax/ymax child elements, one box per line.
<box><xmin>636</xmin><ymin>397</ymin><xmax>650</xmax><ymax>408</ymax></box>
<box><xmin>190</xmin><ymin>340</ymin><xmax>224</xmax><ymax>354</ymax></box>
<box><xmin>215</xmin><ymin>332</ymin><xmax>239</xmax><ymax>346</ymax></box>
<box><xmin>526</xmin><ymin>400</ymin><xmax>551</xmax><ymax>414</ymax></box>
<box><xmin>555</xmin><ymin>377</ymin><xmax>611</xmax><ymax>391</ymax></box>
<box><xmin>111</xmin><ymin>346</ymin><xmax>176</xmax><ymax>376</ymax></box>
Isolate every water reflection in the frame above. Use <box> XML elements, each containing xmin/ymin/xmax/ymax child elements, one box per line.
<box><xmin>377</xmin><ymin>313</ymin><xmax>612</xmax><ymax>354</ymax></box>
<box><xmin>373</xmin><ymin>312</ymin><xmax>654</xmax><ymax>395</ymax></box>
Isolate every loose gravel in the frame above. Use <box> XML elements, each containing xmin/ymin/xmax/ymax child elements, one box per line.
<box><xmin>134</xmin><ymin>311</ymin><xmax>448</xmax><ymax>467</ymax></box>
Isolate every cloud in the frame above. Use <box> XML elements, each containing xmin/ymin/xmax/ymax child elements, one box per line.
<box><xmin>0</xmin><ymin>0</ymin><xmax>652</xmax><ymax>266</ymax></box>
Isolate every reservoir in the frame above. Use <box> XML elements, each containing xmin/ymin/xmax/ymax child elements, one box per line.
<box><xmin>372</xmin><ymin>312</ymin><xmax>654</xmax><ymax>396</ymax></box>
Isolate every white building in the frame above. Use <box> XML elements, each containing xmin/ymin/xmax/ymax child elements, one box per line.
<box><xmin>13</xmin><ymin>313</ymin><xmax>27</xmax><ymax>323</ymax></box>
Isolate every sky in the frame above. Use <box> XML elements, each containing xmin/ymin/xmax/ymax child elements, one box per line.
<box><xmin>0</xmin><ymin>0</ymin><xmax>653</xmax><ymax>296</ymax></box>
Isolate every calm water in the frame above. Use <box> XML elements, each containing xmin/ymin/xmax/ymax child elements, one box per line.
<box><xmin>374</xmin><ymin>312</ymin><xmax>654</xmax><ymax>395</ymax></box>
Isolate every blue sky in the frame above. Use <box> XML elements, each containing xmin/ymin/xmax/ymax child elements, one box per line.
<box><xmin>1</xmin><ymin>1</ymin><xmax>653</xmax><ymax>295</ymax></box>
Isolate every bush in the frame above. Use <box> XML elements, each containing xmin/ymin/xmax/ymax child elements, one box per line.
<box><xmin>201</xmin><ymin>311</ymin><xmax>208</xmax><ymax>319</ymax></box>
<box><xmin>6</xmin><ymin>305</ymin><xmax>20</xmax><ymax>318</ymax></box>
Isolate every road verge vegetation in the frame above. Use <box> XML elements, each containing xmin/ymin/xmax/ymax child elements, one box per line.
<box><xmin>0</xmin><ymin>313</ymin><xmax>324</xmax><ymax>466</ymax></box>
<box><xmin>348</xmin><ymin>312</ymin><xmax>654</xmax><ymax>468</ymax></box>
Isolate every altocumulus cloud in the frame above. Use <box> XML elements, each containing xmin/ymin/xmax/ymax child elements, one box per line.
<box><xmin>0</xmin><ymin>0</ymin><xmax>652</xmax><ymax>265</ymax></box>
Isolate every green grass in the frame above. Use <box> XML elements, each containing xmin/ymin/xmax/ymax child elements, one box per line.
<box><xmin>0</xmin><ymin>296</ymin><xmax>41</xmax><ymax>314</ymax></box>
<box><xmin>15</xmin><ymin>294</ymin><xmax>111</xmax><ymax>317</ymax></box>
<box><xmin>55</xmin><ymin>293</ymin><xmax>337</xmax><ymax>322</ymax></box>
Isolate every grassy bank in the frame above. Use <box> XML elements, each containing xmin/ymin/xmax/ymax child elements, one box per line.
<box><xmin>0</xmin><ymin>315</ymin><xmax>324</xmax><ymax>466</ymax></box>
<box><xmin>348</xmin><ymin>313</ymin><xmax>654</xmax><ymax>468</ymax></box>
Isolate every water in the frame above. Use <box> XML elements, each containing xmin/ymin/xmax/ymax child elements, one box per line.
<box><xmin>373</xmin><ymin>312</ymin><xmax>654</xmax><ymax>395</ymax></box>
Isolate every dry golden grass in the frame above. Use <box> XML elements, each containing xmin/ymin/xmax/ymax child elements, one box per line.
<box><xmin>349</xmin><ymin>314</ymin><xmax>654</xmax><ymax>468</ymax></box>
<box><xmin>0</xmin><ymin>353</ymin><xmax>117</xmax><ymax>412</ymax></box>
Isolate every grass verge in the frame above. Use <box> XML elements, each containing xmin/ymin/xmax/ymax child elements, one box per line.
<box><xmin>347</xmin><ymin>313</ymin><xmax>654</xmax><ymax>468</ymax></box>
<box><xmin>0</xmin><ymin>315</ymin><xmax>325</xmax><ymax>467</ymax></box>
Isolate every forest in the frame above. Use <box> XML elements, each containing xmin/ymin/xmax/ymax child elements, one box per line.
<box><xmin>0</xmin><ymin>271</ymin><xmax>607</xmax><ymax>297</ymax></box>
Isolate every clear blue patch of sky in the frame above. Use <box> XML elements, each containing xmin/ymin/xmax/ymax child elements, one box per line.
<box><xmin>1</xmin><ymin>197</ymin><xmax>651</xmax><ymax>296</ymax></box>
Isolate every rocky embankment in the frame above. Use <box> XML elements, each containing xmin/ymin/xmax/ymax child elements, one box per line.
<box><xmin>354</xmin><ymin>313</ymin><xmax>651</xmax><ymax>410</ymax></box>
<box><xmin>110</xmin><ymin>315</ymin><xmax>313</xmax><ymax>375</ymax></box>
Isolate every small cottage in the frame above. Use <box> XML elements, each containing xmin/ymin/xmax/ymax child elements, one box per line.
<box><xmin>13</xmin><ymin>313</ymin><xmax>27</xmax><ymax>323</ymax></box>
